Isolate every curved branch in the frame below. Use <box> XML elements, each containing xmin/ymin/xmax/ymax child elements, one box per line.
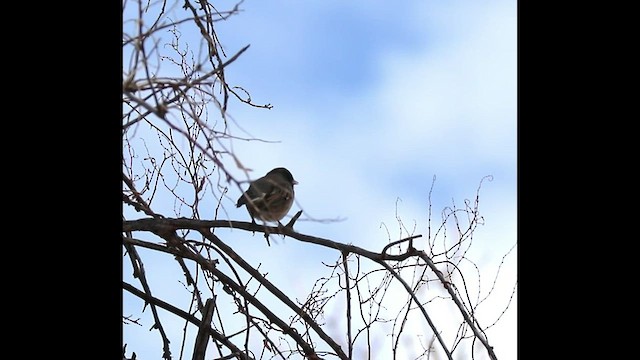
<box><xmin>125</xmin><ymin>228</ymin><xmax>336</xmax><ymax>360</ymax></box>
<box><xmin>123</xmin><ymin>217</ymin><xmax>499</xmax><ymax>359</ymax></box>
<box><xmin>417</xmin><ymin>252</ymin><xmax>497</xmax><ymax>360</ymax></box>
<box><xmin>198</xmin><ymin>228</ymin><xmax>349</xmax><ymax>360</ymax></box>
<box><xmin>123</xmin><ymin>282</ymin><xmax>252</xmax><ymax>360</ymax></box>
<box><xmin>374</xmin><ymin>260</ymin><xmax>453</xmax><ymax>360</ymax></box>
<box><xmin>210</xmin><ymin>261</ymin><xmax>322</xmax><ymax>359</ymax></box>
<box><xmin>123</xmin><ymin>217</ymin><xmax>404</xmax><ymax>261</ymax></box>
<box><xmin>123</xmin><ymin>235</ymin><xmax>172</xmax><ymax>359</ymax></box>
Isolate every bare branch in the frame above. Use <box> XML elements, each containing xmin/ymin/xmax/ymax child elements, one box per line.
<box><xmin>122</xmin><ymin>2</ymin><xmax>514</xmax><ymax>359</ymax></box>
<box><xmin>123</xmin><ymin>282</ymin><xmax>252</xmax><ymax>360</ymax></box>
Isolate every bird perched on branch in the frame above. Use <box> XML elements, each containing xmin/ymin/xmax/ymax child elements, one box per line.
<box><xmin>236</xmin><ymin>167</ymin><xmax>298</xmax><ymax>223</ymax></box>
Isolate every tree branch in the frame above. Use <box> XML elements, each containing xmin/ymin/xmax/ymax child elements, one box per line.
<box><xmin>123</xmin><ymin>282</ymin><xmax>252</xmax><ymax>360</ymax></box>
<box><xmin>124</xmin><ymin>216</ymin><xmax>499</xmax><ymax>359</ymax></box>
<box><xmin>125</xmin><ymin>227</ymin><xmax>336</xmax><ymax>360</ymax></box>
<box><xmin>192</xmin><ymin>298</ymin><xmax>215</xmax><ymax>360</ymax></box>
<box><xmin>416</xmin><ymin>251</ymin><xmax>497</xmax><ymax>359</ymax></box>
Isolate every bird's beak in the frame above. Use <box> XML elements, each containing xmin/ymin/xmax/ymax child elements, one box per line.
<box><xmin>293</xmin><ymin>180</ymin><xmax>299</xmax><ymax>185</ymax></box>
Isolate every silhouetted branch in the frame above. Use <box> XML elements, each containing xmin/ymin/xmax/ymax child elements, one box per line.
<box><xmin>123</xmin><ymin>282</ymin><xmax>252</xmax><ymax>360</ymax></box>
<box><xmin>342</xmin><ymin>251</ymin><xmax>353</xmax><ymax>359</ymax></box>
<box><xmin>416</xmin><ymin>252</ymin><xmax>497</xmax><ymax>360</ymax></box>
<box><xmin>125</xmin><ymin>228</ymin><xmax>343</xmax><ymax>360</ymax></box>
<box><xmin>192</xmin><ymin>298</ymin><xmax>215</xmax><ymax>360</ymax></box>
<box><xmin>122</xmin><ymin>233</ymin><xmax>172</xmax><ymax>360</ymax></box>
<box><xmin>123</xmin><ymin>2</ymin><xmax>514</xmax><ymax>359</ymax></box>
<box><xmin>124</xmin><ymin>214</ymin><xmax>501</xmax><ymax>359</ymax></box>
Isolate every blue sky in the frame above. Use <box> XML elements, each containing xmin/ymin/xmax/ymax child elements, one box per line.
<box><xmin>124</xmin><ymin>0</ymin><xmax>517</xmax><ymax>358</ymax></box>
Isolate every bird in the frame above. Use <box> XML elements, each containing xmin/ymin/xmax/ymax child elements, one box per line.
<box><xmin>236</xmin><ymin>167</ymin><xmax>298</xmax><ymax>224</ymax></box>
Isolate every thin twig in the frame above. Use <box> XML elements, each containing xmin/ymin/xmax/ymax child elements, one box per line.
<box><xmin>342</xmin><ymin>251</ymin><xmax>353</xmax><ymax>359</ymax></box>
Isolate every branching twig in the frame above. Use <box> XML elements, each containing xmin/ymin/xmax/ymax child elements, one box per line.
<box><xmin>122</xmin><ymin>235</ymin><xmax>173</xmax><ymax>360</ymax></box>
<box><xmin>342</xmin><ymin>251</ymin><xmax>353</xmax><ymax>359</ymax></box>
<box><xmin>124</xmin><ymin>217</ymin><xmax>501</xmax><ymax>359</ymax></box>
<box><xmin>123</xmin><ymin>282</ymin><xmax>252</xmax><ymax>360</ymax></box>
<box><xmin>123</xmin><ymin>2</ymin><xmax>512</xmax><ymax>359</ymax></box>
<box><xmin>417</xmin><ymin>252</ymin><xmax>497</xmax><ymax>360</ymax></box>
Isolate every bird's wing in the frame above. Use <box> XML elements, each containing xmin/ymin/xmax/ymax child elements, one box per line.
<box><xmin>237</xmin><ymin>179</ymin><xmax>275</xmax><ymax>207</ymax></box>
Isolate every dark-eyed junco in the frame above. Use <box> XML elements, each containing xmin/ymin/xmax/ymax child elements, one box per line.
<box><xmin>236</xmin><ymin>167</ymin><xmax>298</xmax><ymax>223</ymax></box>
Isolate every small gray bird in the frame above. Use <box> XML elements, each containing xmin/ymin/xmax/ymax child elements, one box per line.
<box><xmin>236</xmin><ymin>167</ymin><xmax>298</xmax><ymax>223</ymax></box>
